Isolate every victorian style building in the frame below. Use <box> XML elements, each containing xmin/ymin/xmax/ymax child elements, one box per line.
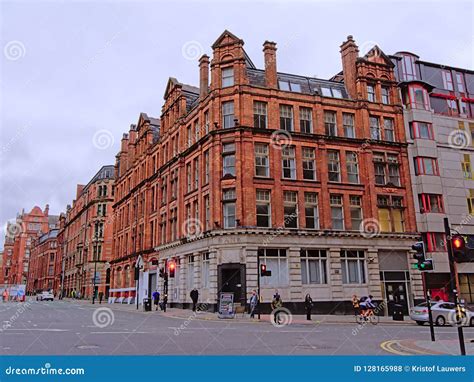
<box><xmin>61</xmin><ymin>166</ymin><xmax>115</xmax><ymax>299</ymax></box>
<box><xmin>1</xmin><ymin>206</ymin><xmax>58</xmax><ymax>287</ymax></box>
<box><xmin>26</xmin><ymin>229</ymin><xmax>59</xmax><ymax>294</ymax></box>
<box><xmin>109</xmin><ymin>31</ymin><xmax>420</xmax><ymax>314</ymax></box>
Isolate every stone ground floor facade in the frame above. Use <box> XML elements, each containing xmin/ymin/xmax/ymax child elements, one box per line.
<box><xmin>109</xmin><ymin>230</ymin><xmax>423</xmax><ymax>315</ymax></box>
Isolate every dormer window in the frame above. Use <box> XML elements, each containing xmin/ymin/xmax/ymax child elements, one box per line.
<box><xmin>321</xmin><ymin>87</ymin><xmax>343</xmax><ymax>98</ymax></box>
<box><xmin>222</xmin><ymin>67</ymin><xmax>234</xmax><ymax>87</ymax></box>
<box><xmin>278</xmin><ymin>80</ymin><xmax>301</xmax><ymax>92</ymax></box>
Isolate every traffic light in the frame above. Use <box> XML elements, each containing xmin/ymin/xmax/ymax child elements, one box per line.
<box><xmin>452</xmin><ymin>235</ymin><xmax>467</xmax><ymax>262</ymax></box>
<box><xmin>260</xmin><ymin>264</ymin><xmax>271</xmax><ymax>277</ymax></box>
<box><xmin>168</xmin><ymin>261</ymin><xmax>176</xmax><ymax>278</ymax></box>
<box><xmin>159</xmin><ymin>268</ymin><xmax>165</xmax><ymax>278</ymax></box>
<box><xmin>412</xmin><ymin>241</ymin><xmax>433</xmax><ymax>271</ymax></box>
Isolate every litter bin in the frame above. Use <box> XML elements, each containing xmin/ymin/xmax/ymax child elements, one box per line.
<box><xmin>392</xmin><ymin>303</ymin><xmax>404</xmax><ymax>321</ymax></box>
<box><xmin>143</xmin><ymin>298</ymin><xmax>152</xmax><ymax>312</ymax></box>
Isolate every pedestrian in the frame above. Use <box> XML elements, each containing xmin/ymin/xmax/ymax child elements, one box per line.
<box><xmin>99</xmin><ymin>291</ymin><xmax>104</xmax><ymax>304</ymax></box>
<box><xmin>249</xmin><ymin>290</ymin><xmax>258</xmax><ymax>319</ymax></box>
<box><xmin>352</xmin><ymin>294</ymin><xmax>360</xmax><ymax>316</ymax></box>
<box><xmin>271</xmin><ymin>290</ymin><xmax>283</xmax><ymax>325</ymax></box>
<box><xmin>190</xmin><ymin>288</ymin><xmax>199</xmax><ymax>312</ymax></box>
<box><xmin>152</xmin><ymin>290</ymin><xmax>160</xmax><ymax>311</ymax></box>
<box><xmin>162</xmin><ymin>294</ymin><xmax>168</xmax><ymax>312</ymax></box>
<box><xmin>304</xmin><ymin>294</ymin><xmax>313</xmax><ymax>321</ymax></box>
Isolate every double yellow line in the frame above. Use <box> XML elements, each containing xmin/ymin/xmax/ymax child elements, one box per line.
<box><xmin>380</xmin><ymin>340</ymin><xmax>435</xmax><ymax>355</ymax></box>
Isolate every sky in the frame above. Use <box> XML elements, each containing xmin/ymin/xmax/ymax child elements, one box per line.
<box><xmin>1</xmin><ymin>0</ymin><xmax>473</xmax><ymax>249</ymax></box>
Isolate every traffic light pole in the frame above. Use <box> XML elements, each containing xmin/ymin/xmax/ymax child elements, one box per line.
<box><xmin>444</xmin><ymin>217</ymin><xmax>466</xmax><ymax>356</ymax></box>
<box><xmin>257</xmin><ymin>263</ymin><xmax>261</xmax><ymax>320</ymax></box>
<box><xmin>422</xmin><ymin>272</ymin><xmax>435</xmax><ymax>342</ymax></box>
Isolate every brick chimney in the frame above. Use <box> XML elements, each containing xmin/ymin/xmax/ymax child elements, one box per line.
<box><xmin>340</xmin><ymin>35</ymin><xmax>359</xmax><ymax>99</ymax></box>
<box><xmin>44</xmin><ymin>204</ymin><xmax>49</xmax><ymax>216</ymax></box>
<box><xmin>263</xmin><ymin>41</ymin><xmax>277</xmax><ymax>89</ymax></box>
<box><xmin>199</xmin><ymin>54</ymin><xmax>210</xmax><ymax>98</ymax></box>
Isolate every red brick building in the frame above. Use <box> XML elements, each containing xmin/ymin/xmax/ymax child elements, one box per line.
<box><xmin>2</xmin><ymin>206</ymin><xmax>58</xmax><ymax>287</ymax></box>
<box><xmin>110</xmin><ymin>31</ymin><xmax>420</xmax><ymax>314</ymax></box>
<box><xmin>61</xmin><ymin>166</ymin><xmax>115</xmax><ymax>299</ymax></box>
<box><xmin>26</xmin><ymin>229</ymin><xmax>59</xmax><ymax>294</ymax></box>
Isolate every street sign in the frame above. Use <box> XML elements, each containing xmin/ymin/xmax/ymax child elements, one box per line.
<box><xmin>218</xmin><ymin>292</ymin><xmax>234</xmax><ymax>319</ymax></box>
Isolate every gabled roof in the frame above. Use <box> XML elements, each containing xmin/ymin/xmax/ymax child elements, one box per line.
<box><xmin>163</xmin><ymin>77</ymin><xmax>199</xmax><ymax>100</ymax></box>
<box><xmin>212</xmin><ymin>29</ymin><xmax>243</xmax><ymax>49</ymax></box>
<box><xmin>361</xmin><ymin>45</ymin><xmax>394</xmax><ymax>67</ymax></box>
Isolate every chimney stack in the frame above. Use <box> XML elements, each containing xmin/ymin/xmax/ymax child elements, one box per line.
<box><xmin>199</xmin><ymin>54</ymin><xmax>210</xmax><ymax>98</ymax></box>
<box><xmin>263</xmin><ymin>41</ymin><xmax>278</xmax><ymax>89</ymax></box>
<box><xmin>340</xmin><ymin>35</ymin><xmax>359</xmax><ymax>99</ymax></box>
<box><xmin>44</xmin><ymin>204</ymin><xmax>49</xmax><ymax>216</ymax></box>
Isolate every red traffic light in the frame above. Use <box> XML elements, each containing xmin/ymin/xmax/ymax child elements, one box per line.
<box><xmin>260</xmin><ymin>264</ymin><xmax>266</xmax><ymax>272</ymax></box>
<box><xmin>168</xmin><ymin>261</ymin><xmax>176</xmax><ymax>271</ymax></box>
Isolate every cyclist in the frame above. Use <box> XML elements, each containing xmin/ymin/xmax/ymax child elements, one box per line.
<box><xmin>359</xmin><ymin>295</ymin><xmax>376</xmax><ymax>317</ymax></box>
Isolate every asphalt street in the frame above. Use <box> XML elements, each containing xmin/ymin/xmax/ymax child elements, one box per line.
<box><xmin>1</xmin><ymin>300</ymin><xmax>473</xmax><ymax>355</ymax></box>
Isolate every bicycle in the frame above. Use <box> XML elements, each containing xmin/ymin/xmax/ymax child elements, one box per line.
<box><xmin>355</xmin><ymin>308</ymin><xmax>379</xmax><ymax>325</ymax></box>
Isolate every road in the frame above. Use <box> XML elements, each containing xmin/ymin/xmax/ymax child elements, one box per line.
<box><xmin>1</xmin><ymin>300</ymin><xmax>473</xmax><ymax>355</ymax></box>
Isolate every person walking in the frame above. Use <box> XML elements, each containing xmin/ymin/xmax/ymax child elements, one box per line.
<box><xmin>98</xmin><ymin>291</ymin><xmax>104</xmax><ymax>304</ymax></box>
<box><xmin>271</xmin><ymin>290</ymin><xmax>283</xmax><ymax>325</ymax></box>
<box><xmin>2</xmin><ymin>289</ymin><xmax>8</xmax><ymax>302</ymax></box>
<box><xmin>190</xmin><ymin>288</ymin><xmax>199</xmax><ymax>312</ymax></box>
<box><xmin>249</xmin><ymin>290</ymin><xmax>259</xmax><ymax>319</ymax></box>
<box><xmin>152</xmin><ymin>290</ymin><xmax>160</xmax><ymax>311</ymax></box>
<box><xmin>304</xmin><ymin>294</ymin><xmax>313</xmax><ymax>321</ymax></box>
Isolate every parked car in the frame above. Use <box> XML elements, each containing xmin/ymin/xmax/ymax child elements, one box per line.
<box><xmin>409</xmin><ymin>301</ymin><xmax>474</xmax><ymax>326</ymax></box>
<box><xmin>36</xmin><ymin>291</ymin><xmax>54</xmax><ymax>301</ymax></box>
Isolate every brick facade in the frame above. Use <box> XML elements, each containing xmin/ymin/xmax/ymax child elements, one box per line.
<box><xmin>109</xmin><ymin>31</ymin><xmax>421</xmax><ymax>314</ymax></box>
<box><xmin>60</xmin><ymin>166</ymin><xmax>115</xmax><ymax>299</ymax></box>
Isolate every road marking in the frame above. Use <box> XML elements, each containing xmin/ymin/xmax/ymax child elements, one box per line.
<box><xmin>2</xmin><ymin>328</ymin><xmax>68</xmax><ymax>332</ymax></box>
<box><xmin>90</xmin><ymin>331</ymin><xmax>151</xmax><ymax>334</ymax></box>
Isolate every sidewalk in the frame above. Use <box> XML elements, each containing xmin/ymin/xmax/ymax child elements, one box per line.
<box><xmin>65</xmin><ymin>298</ymin><xmax>414</xmax><ymax>326</ymax></box>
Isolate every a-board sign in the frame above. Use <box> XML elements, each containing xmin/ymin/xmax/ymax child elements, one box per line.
<box><xmin>218</xmin><ymin>292</ymin><xmax>234</xmax><ymax>319</ymax></box>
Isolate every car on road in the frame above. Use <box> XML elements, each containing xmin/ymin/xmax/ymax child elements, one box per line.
<box><xmin>36</xmin><ymin>291</ymin><xmax>54</xmax><ymax>301</ymax></box>
<box><xmin>409</xmin><ymin>301</ymin><xmax>474</xmax><ymax>327</ymax></box>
